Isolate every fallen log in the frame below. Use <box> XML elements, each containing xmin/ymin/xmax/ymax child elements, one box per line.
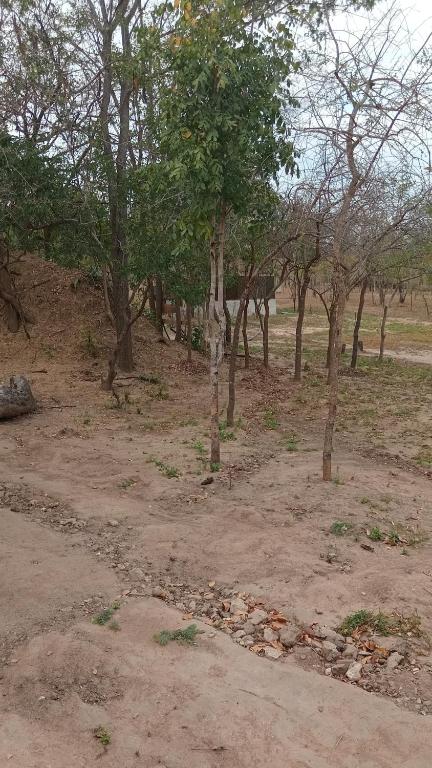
<box><xmin>0</xmin><ymin>376</ymin><xmax>37</xmax><ymax>419</ymax></box>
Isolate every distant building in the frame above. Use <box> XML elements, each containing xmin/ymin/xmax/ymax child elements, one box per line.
<box><xmin>225</xmin><ymin>275</ymin><xmax>276</xmax><ymax>316</ymax></box>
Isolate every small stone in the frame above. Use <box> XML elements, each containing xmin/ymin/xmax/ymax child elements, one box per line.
<box><xmin>263</xmin><ymin>627</ymin><xmax>278</xmax><ymax>643</ymax></box>
<box><xmin>188</xmin><ymin>599</ymin><xmax>197</xmax><ymax>611</ymax></box>
<box><xmin>325</xmin><ymin>667</ymin><xmax>332</xmax><ymax>676</ymax></box>
<box><xmin>331</xmin><ymin>660</ymin><xmax>351</xmax><ymax>676</ymax></box>
<box><xmin>264</xmin><ymin>646</ymin><xmax>282</xmax><ymax>660</ymax></box>
<box><xmin>242</xmin><ymin>621</ymin><xmax>256</xmax><ymax>635</ymax></box>
<box><xmin>248</xmin><ymin>609</ymin><xmax>268</xmax><ymax>626</ymax></box>
<box><xmin>130</xmin><ymin>567</ymin><xmax>145</xmax><ymax>579</ymax></box>
<box><xmin>279</xmin><ymin>626</ymin><xmax>298</xmax><ymax>649</ymax></box>
<box><xmin>233</xmin><ymin>629</ymin><xmax>246</xmax><ymax>639</ymax></box>
<box><xmin>387</xmin><ymin>652</ymin><xmax>404</xmax><ymax>671</ymax></box>
<box><xmin>243</xmin><ymin>636</ymin><xmax>254</xmax><ymax>647</ymax></box>
<box><xmin>372</xmin><ymin>636</ymin><xmax>408</xmax><ymax>655</ymax></box>
<box><xmin>346</xmin><ymin>662</ymin><xmax>362</xmax><ymax>682</ymax></box>
<box><xmin>343</xmin><ymin>645</ymin><xmax>358</xmax><ymax>660</ymax></box>
<box><xmin>321</xmin><ymin>640</ymin><xmax>340</xmax><ymax>663</ymax></box>
<box><xmin>38</xmin><ymin>695</ymin><xmax>46</xmax><ymax>701</ymax></box>
<box><xmin>152</xmin><ymin>586</ymin><xmax>169</xmax><ymax>600</ymax></box>
<box><xmin>229</xmin><ymin>597</ymin><xmax>248</xmax><ymax>615</ymax></box>
<box><xmin>107</xmin><ymin>519</ymin><xmax>119</xmax><ymax>527</ymax></box>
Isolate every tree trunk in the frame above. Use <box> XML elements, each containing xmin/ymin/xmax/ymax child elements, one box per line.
<box><xmin>175</xmin><ymin>299</ymin><xmax>182</xmax><ymax>342</ymax></box>
<box><xmin>294</xmin><ymin>274</ymin><xmax>309</xmax><ymax>381</ymax></box>
<box><xmin>351</xmin><ymin>277</ymin><xmax>367</xmax><ymax>369</ymax></box>
<box><xmin>263</xmin><ymin>296</ymin><xmax>270</xmax><ymax>368</ymax></box>
<box><xmin>226</xmin><ymin>296</ymin><xmax>246</xmax><ymax>427</ymax></box>
<box><xmin>242</xmin><ymin>296</ymin><xmax>250</xmax><ymax>369</ymax></box>
<box><xmin>148</xmin><ymin>278</ymin><xmax>156</xmax><ymax>315</ymax></box>
<box><xmin>208</xmin><ymin>202</ymin><xmax>226</xmax><ymax>466</ymax></box>
<box><xmin>326</xmin><ymin>302</ymin><xmax>337</xmax><ymax>372</ymax></box>
<box><xmin>154</xmin><ymin>275</ymin><xmax>164</xmax><ymax>340</ymax></box>
<box><xmin>379</xmin><ymin>305</ymin><xmax>388</xmax><ymax>361</ymax></box>
<box><xmin>323</xmin><ymin>286</ymin><xmax>347</xmax><ymax>481</ymax></box>
<box><xmin>186</xmin><ymin>303</ymin><xmax>192</xmax><ymax>363</ymax></box>
<box><xmin>223</xmin><ymin>295</ymin><xmax>232</xmax><ymax>346</ymax></box>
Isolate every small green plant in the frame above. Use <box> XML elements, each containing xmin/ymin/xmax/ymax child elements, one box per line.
<box><xmin>94</xmin><ymin>726</ymin><xmax>111</xmax><ymax>746</ymax></box>
<box><xmin>219</xmin><ymin>421</ymin><xmax>235</xmax><ymax>441</ymax></box>
<box><xmin>263</xmin><ymin>408</ymin><xmax>278</xmax><ymax>429</ymax></box>
<box><xmin>332</xmin><ymin>475</ymin><xmax>344</xmax><ymax>486</ymax></box>
<box><xmin>151</xmin><ymin>383</ymin><xmax>169</xmax><ymax>401</ymax></box>
<box><xmin>330</xmin><ymin>520</ymin><xmax>351</xmax><ymax>536</ymax></box>
<box><xmin>360</xmin><ymin>497</ymin><xmax>370</xmax><ymax>505</ymax></box>
<box><xmin>192</xmin><ymin>440</ymin><xmax>206</xmax><ymax>456</ymax></box>
<box><xmin>153</xmin><ymin>459</ymin><xmax>180</xmax><ymax>478</ymax></box>
<box><xmin>387</xmin><ymin>528</ymin><xmax>401</xmax><ymax>546</ymax></box>
<box><xmin>283</xmin><ymin>433</ymin><xmax>298</xmax><ymax>452</ymax></box>
<box><xmin>210</xmin><ymin>462</ymin><xmax>220</xmax><ymax>472</ymax></box>
<box><xmin>191</xmin><ymin>326</ymin><xmax>204</xmax><ymax>351</ymax></box>
<box><xmin>368</xmin><ymin>527</ymin><xmax>384</xmax><ymax>542</ymax></box>
<box><xmin>82</xmin><ymin>329</ymin><xmax>98</xmax><ymax>358</ymax></box>
<box><xmin>154</xmin><ymin>624</ymin><xmax>200</xmax><ymax>646</ymax></box>
<box><xmin>92</xmin><ymin>602</ymin><xmax>120</xmax><ymax>626</ymax></box>
<box><xmin>119</xmin><ymin>477</ymin><xmax>135</xmax><ymax>489</ymax></box>
<box><xmin>338</xmin><ymin>610</ymin><xmax>392</xmax><ymax>636</ymax></box>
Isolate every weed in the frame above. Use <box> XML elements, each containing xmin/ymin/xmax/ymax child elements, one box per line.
<box><xmin>368</xmin><ymin>527</ymin><xmax>384</xmax><ymax>542</ymax></box>
<box><xmin>153</xmin><ymin>459</ymin><xmax>180</xmax><ymax>478</ymax></box>
<box><xmin>210</xmin><ymin>462</ymin><xmax>221</xmax><ymax>472</ymax></box>
<box><xmin>332</xmin><ymin>475</ymin><xmax>344</xmax><ymax>486</ymax></box>
<box><xmin>219</xmin><ymin>421</ymin><xmax>235</xmax><ymax>441</ymax></box>
<box><xmin>118</xmin><ymin>478</ymin><xmax>135</xmax><ymax>489</ymax></box>
<box><xmin>263</xmin><ymin>408</ymin><xmax>278</xmax><ymax>430</ymax></box>
<box><xmin>151</xmin><ymin>384</ymin><xmax>169</xmax><ymax>401</ymax></box>
<box><xmin>360</xmin><ymin>497</ymin><xmax>370</xmax><ymax>505</ymax></box>
<box><xmin>387</xmin><ymin>528</ymin><xmax>401</xmax><ymax>546</ymax></box>
<box><xmin>191</xmin><ymin>326</ymin><xmax>204</xmax><ymax>351</ymax></box>
<box><xmin>82</xmin><ymin>330</ymin><xmax>98</xmax><ymax>358</ymax></box>
<box><xmin>154</xmin><ymin>624</ymin><xmax>200</xmax><ymax>646</ymax></box>
<box><xmin>192</xmin><ymin>440</ymin><xmax>206</xmax><ymax>456</ymax></box>
<box><xmin>108</xmin><ymin>619</ymin><xmax>120</xmax><ymax>631</ymax></box>
<box><xmin>338</xmin><ymin>609</ymin><xmax>423</xmax><ymax>638</ymax></box>
<box><xmin>283</xmin><ymin>433</ymin><xmax>298</xmax><ymax>452</ymax></box>
<box><xmin>94</xmin><ymin>727</ymin><xmax>111</xmax><ymax>746</ymax></box>
<box><xmin>83</xmin><ymin>417</ymin><xmax>91</xmax><ymax>426</ymax></box>
<box><xmin>330</xmin><ymin>520</ymin><xmax>352</xmax><ymax>536</ymax></box>
<box><xmin>92</xmin><ymin>602</ymin><xmax>120</xmax><ymax>626</ymax></box>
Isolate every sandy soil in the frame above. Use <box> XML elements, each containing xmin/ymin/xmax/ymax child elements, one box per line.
<box><xmin>1</xmin><ymin>256</ymin><xmax>432</xmax><ymax>767</ymax></box>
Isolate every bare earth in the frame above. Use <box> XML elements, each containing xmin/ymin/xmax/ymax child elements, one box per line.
<box><xmin>1</xmin><ymin>257</ymin><xmax>432</xmax><ymax>767</ymax></box>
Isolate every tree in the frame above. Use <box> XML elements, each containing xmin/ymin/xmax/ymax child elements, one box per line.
<box><xmin>159</xmin><ymin>0</ymin><xmax>297</xmax><ymax>463</ymax></box>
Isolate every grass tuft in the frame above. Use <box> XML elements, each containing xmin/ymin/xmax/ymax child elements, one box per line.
<box><xmin>153</xmin><ymin>624</ymin><xmax>200</xmax><ymax>646</ymax></box>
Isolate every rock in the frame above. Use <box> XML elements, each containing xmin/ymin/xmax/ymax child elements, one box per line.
<box><xmin>346</xmin><ymin>662</ymin><xmax>362</xmax><ymax>682</ymax></box>
<box><xmin>233</xmin><ymin>629</ymin><xmax>246</xmax><ymax>639</ymax></box>
<box><xmin>321</xmin><ymin>640</ymin><xmax>340</xmax><ymax>663</ymax></box>
<box><xmin>342</xmin><ymin>645</ymin><xmax>358</xmax><ymax>660</ymax></box>
<box><xmin>263</xmin><ymin>627</ymin><xmax>278</xmax><ymax>643</ymax></box>
<box><xmin>331</xmin><ymin>660</ymin><xmax>351</xmax><ymax>676</ymax></box>
<box><xmin>264</xmin><ymin>646</ymin><xmax>283</xmax><ymax>660</ymax></box>
<box><xmin>279</xmin><ymin>626</ymin><xmax>298</xmax><ymax>649</ymax></box>
<box><xmin>372</xmin><ymin>636</ymin><xmax>408</xmax><ymax>655</ymax></box>
<box><xmin>248</xmin><ymin>609</ymin><xmax>267</xmax><ymax>626</ymax></box>
<box><xmin>243</xmin><ymin>636</ymin><xmax>254</xmax><ymax>647</ymax></box>
<box><xmin>107</xmin><ymin>520</ymin><xmax>119</xmax><ymax>527</ymax></box>
<box><xmin>0</xmin><ymin>376</ymin><xmax>36</xmax><ymax>419</ymax></box>
<box><xmin>188</xmin><ymin>600</ymin><xmax>197</xmax><ymax>611</ymax></box>
<box><xmin>387</xmin><ymin>652</ymin><xmax>404</xmax><ymax>671</ymax></box>
<box><xmin>229</xmin><ymin>597</ymin><xmax>248</xmax><ymax>615</ymax></box>
<box><xmin>324</xmin><ymin>667</ymin><xmax>332</xmax><ymax>676</ymax></box>
<box><xmin>242</xmin><ymin>621</ymin><xmax>256</xmax><ymax>635</ymax></box>
<box><xmin>130</xmin><ymin>567</ymin><xmax>145</xmax><ymax>579</ymax></box>
<box><xmin>152</xmin><ymin>586</ymin><xmax>169</xmax><ymax>600</ymax></box>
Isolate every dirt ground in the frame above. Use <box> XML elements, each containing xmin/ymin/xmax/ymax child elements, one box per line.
<box><xmin>1</xmin><ymin>256</ymin><xmax>432</xmax><ymax>767</ymax></box>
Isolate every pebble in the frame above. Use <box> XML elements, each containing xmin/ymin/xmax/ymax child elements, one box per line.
<box><xmin>321</xmin><ymin>641</ymin><xmax>339</xmax><ymax>663</ymax></box>
<box><xmin>346</xmin><ymin>662</ymin><xmax>362</xmax><ymax>682</ymax></box>
<box><xmin>264</xmin><ymin>647</ymin><xmax>283</xmax><ymax>660</ymax></box>
<box><xmin>387</xmin><ymin>652</ymin><xmax>404</xmax><ymax>672</ymax></box>
<box><xmin>263</xmin><ymin>627</ymin><xmax>279</xmax><ymax>643</ymax></box>
<box><xmin>279</xmin><ymin>626</ymin><xmax>298</xmax><ymax>649</ymax></box>
<box><xmin>107</xmin><ymin>520</ymin><xmax>119</xmax><ymax>527</ymax></box>
<box><xmin>325</xmin><ymin>667</ymin><xmax>332</xmax><ymax>676</ymax></box>
<box><xmin>233</xmin><ymin>630</ymin><xmax>246</xmax><ymax>639</ymax></box>
<box><xmin>248</xmin><ymin>609</ymin><xmax>267</xmax><ymax>626</ymax></box>
<box><xmin>152</xmin><ymin>586</ymin><xmax>169</xmax><ymax>600</ymax></box>
<box><xmin>342</xmin><ymin>646</ymin><xmax>358</xmax><ymax>660</ymax></box>
<box><xmin>229</xmin><ymin>597</ymin><xmax>248</xmax><ymax>615</ymax></box>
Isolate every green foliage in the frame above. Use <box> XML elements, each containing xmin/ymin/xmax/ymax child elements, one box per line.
<box><xmin>94</xmin><ymin>727</ymin><xmax>111</xmax><ymax>746</ymax></box>
<box><xmin>152</xmin><ymin>459</ymin><xmax>180</xmax><ymax>478</ymax></box>
<box><xmin>154</xmin><ymin>624</ymin><xmax>200</xmax><ymax>646</ymax></box>
<box><xmin>210</xmin><ymin>461</ymin><xmax>221</xmax><ymax>472</ymax></box>
<box><xmin>368</xmin><ymin>527</ymin><xmax>384</xmax><ymax>542</ymax></box>
<box><xmin>92</xmin><ymin>602</ymin><xmax>120</xmax><ymax>626</ymax></box>
<box><xmin>219</xmin><ymin>421</ymin><xmax>235</xmax><ymax>441</ymax></box>
<box><xmin>330</xmin><ymin>520</ymin><xmax>352</xmax><ymax>536</ymax></box>
<box><xmin>263</xmin><ymin>408</ymin><xmax>278</xmax><ymax>429</ymax></box>
<box><xmin>191</xmin><ymin>326</ymin><xmax>205</xmax><ymax>351</ymax></box>
<box><xmin>338</xmin><ymin>610</ymin><xmax>392</xmax><ymax>636</ymax></box>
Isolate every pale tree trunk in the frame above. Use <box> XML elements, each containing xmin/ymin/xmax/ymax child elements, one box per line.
<box><xmin>174</xmin><ymin>299</ymin><xmax>182</xmax><ymax>342</ymax></box>
<box><xmin>186</xmin><ymin>303</ymin><xmax>192</xmax><ymax>363</ymax></box>
<box><xmin>323</xmin><ymin>284</ymin><xmax>347</xmax><ymax>481</ymax></box>
<box><xmin>294</xmin><ymin>274</ymin><xmax>309</xmax><ymax>381</ymax></box>
<box><xmin>326</xmin><ymin>302</ymin><xmax>337</xmax><ymax>372</ymax></box>
<box><xmin>379</xmin><ymin>304</ymin><xmax>388</xmax><ymax>361</ymax></box>
<box><xmin>154</xmin><ymin>275</ymin><xmax>164</xmax><ymax>340</ymax></box>
<box><xmin>242</xmin><ymin>296</ymin><xmax>250</xmax><ymax>369</ymax></box>
<box><xmin>148</xmin><ymin>278</ymin><xmax>156</xmax><ymax>315</ymax></box>
<box><xmin>223</xmin><ymin>295</ymin><xmax>232</xmax><ymax>346</ymax></box>
<box><xmin>226</xmin><ymin>296</ymin><xmax>246</xmax><ymax>427</ymax></box>
<box><xmin>209</xmin><ymin>202</ymin><xmax>226</xmax><ymax>466</ymax></box>
<box><xmin>351</xmin><ymin>277</ymin><xmax>367</xmax><ymax>369</ymax></box>
<box><xmin>263</xmin><ymin>296</ymin><xmax>270</xmax><ymax>368</ymax></box>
